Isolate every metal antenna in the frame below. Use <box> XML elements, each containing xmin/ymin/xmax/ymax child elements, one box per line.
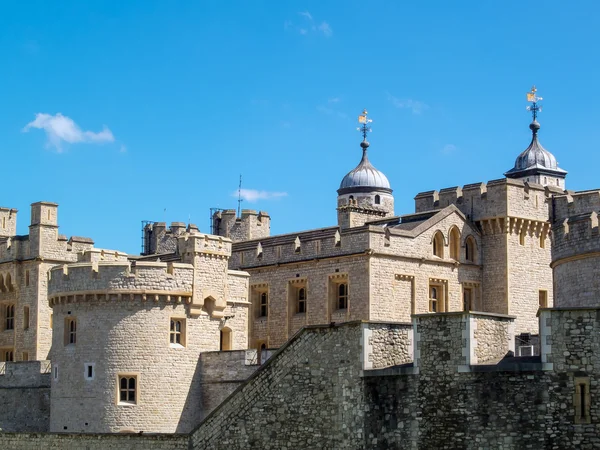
<box><xmin>526</xmin><ymin>85</ymin><xmax>543</xmax><ymax>121</ymax></box>
<box><xmin>356</xmin><ymin>109</ymin><xmax>373</xmax><ymax>141</ymax></box>
<box><xmin>237</xmin><ymin>174</ymin><xmax>243</xmax><ymax>217</ymax></box>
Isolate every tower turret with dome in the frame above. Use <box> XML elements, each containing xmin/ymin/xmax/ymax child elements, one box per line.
<box><xmin>337</xmin><ymin>109</ymin><xmax>394</xmax><ymax>229</ymax></box>
<box><xmin>504</xmin><ymin>86</ymin><xmax>567</xmax><ymax>188</ymax></box>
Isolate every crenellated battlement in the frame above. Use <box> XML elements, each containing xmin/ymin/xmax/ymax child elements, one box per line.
<box><xmin>415</xmin><ymin>178</ymin><xmax>562</xmax><ymax>222</ymax></box>
<box><xmin>178</xmin><ymin>232</ymin><xmax>232</xmax><ymax>258</ymax></box>
<box><xmin>212</xmin><ymin>209</ymin><xmax>270</xmax><ymax>243</ymax></box>
<box><xmin>48</xmin><ymin>261</ymin><xmax>194</xmax><ymax>306</ymax></box>
<box><xmin>142</xmin><ymin>221</ymin><xmax>194</xmax><ymax>255</ymax></box>
<box><xmin>552</xmin><ymin>189</ymin><xmax>600</xmax><ymax>222</ymax></box>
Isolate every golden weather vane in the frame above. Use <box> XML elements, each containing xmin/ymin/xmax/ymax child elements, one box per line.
<box><xmin>526</xmin><ymin>85</ymin><xmax>543</xmax><ymax>121</ymax></box>
<box><xmin>356</xmin><ymin>109</ymin><xmax>373</xmax><ymax>141</ymax></box>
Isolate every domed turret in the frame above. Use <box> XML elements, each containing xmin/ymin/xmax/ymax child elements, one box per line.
<box><xmin>504</xmin><ymin>86</ymin><xmax>567</xmax><ymax>188</ymax></box>
<box><xmin>338</xmin><ymin>140</ymin><xmax>392</xmax><ymax>194</ymax></box>
<box><xmin>337</xmin><ymin>110</ymin><xmax>394</xmax><ymax>229</ymax></box>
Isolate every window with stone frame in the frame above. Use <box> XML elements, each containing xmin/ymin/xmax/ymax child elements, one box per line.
<box><xmin>465</xmin><ymin>235</ymin><xmax>476</xmax><ymax>263</ymax></box>
<box><xmin>5</xmin><ymin>304</ymin><xmax>15</xmax><ymax>330</ymax></box>
<box><xmin>337</xmin><ymin>283</ymin><xmax>348</xmax><ymax>310</ymax></box>
<box><xmin>23</xmin><ymin>306</ymin><xmax>30</xmax><ymax>330</ymax></box>
<box><xmin>574</xmin><ymin>377</ymin><xmax>591</xmax><ymax>424</ymax></box>
<box><xmin>118</xmin><ymin>375</ymin><xmax>138</xmax><ymax>405</ymax></box>
<box><xmin>432</xmin><ymin>231</ymin><xmax>444</xmax><ymax>258</ymax></box>
<box><xmin>251</xmin><ymin>284</ymin><xmax>269</xmax><ymax>319</ymax></box>
<box><xmin>1</xmin><ymin>349</ymin><xmax>14</xmax><ymax>362</ymax></box>
<box><xmin>429</xmin><ymin>279</ymin><xmax>448</xmax><ymax>313</ymax></box>
<box><xmin>462</xmin><ymin>282</ymin><xmax>480</xmax><ymax>311</ymax></box>
<box><xmin>288</xmin><ymin>280</ymin><xmax>307</xmax><ymax>316</ymax></box>
<box><xmin>169</xmin><ymin>318</ymin><xmax>186</xmax><ymax>347</ymax></box>
<box><xmin>296</xmin><ymin>287</ymin><xmax>307</xmax><ymax>314</ymax></box>
<box><xmin>449</xmin><ymin>227</ymin><xmax>460</xmax><ymax>260</ymax></box>
<box><xmin>260</xmin><ymin>292</ymin><xmax>268</xmax><ymax>317</ymax></box>
<box><xmin>538</xmin><ymin>290</ymin><xmax>548</xmax><ymax>308</ymax></box>
<box><xmin>64</xmin><ymin>317</ymin><xmax>76</xmax><ymax>345</ymax></box>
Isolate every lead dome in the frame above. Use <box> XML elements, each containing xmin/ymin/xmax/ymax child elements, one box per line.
<box><xmin>338</xmin><ymin>141</ymin><xmax>392</xmax><ymax>194</ymax></box>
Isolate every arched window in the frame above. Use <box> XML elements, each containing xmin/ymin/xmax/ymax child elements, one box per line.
<box><xmin>337</xmin><ymin>283</ymin><xmax>348</xmax><ymax>310</ymax></box>
<box><xmin>374</xmin><ymin>195</ymin><xmax>381</xmax><ymax>205</ymax></box>
<box><xmin>220</xmin><ymin>327</ymin><xmax>232</xmax><ymax>351</ymax></box>
<box><xmin>465</xmin><ymin>236</ymin><xmax>476</xmax><ymax>263</ymax></box>
<box><xmin>119</xmin><ymin>376</ymin><xmax>137</xmax><ymax>404</ymax></box>
<box><xmin>432</xmin><ymin>232</ymin><xmax>444</xmax><ymax>258</ymax></box>
<box><xmin>449</xmin><ymin>227</ymin><xmax>460</xmax><ymax>260</ymax></box>
<box><xmin>64</xmin><ymin>317</ymin><xmax>76</xmax><ymax>345</ymax></box>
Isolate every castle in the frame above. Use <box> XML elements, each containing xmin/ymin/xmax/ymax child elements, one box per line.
<box><xmin>1</xmin><ymin>90</ymin><xmax>600</xmax><ymax>448</ymax></box>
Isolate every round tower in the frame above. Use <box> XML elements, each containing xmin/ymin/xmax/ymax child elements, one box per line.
<box><xmin>47</xmin><ymin>234</ymin><xmax>249</xmax><ymax>434</ymax></box>
<box><xmin>337</xmin><ymin>109</ymin><xmax>394</xmax><ymax>229</ymax></box>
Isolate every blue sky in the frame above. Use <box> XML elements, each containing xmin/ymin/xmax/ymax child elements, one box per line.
<box><xmin>1</xmin><ymin>1</ymin><xmax>599</xmax><ymax>254</ymax></box>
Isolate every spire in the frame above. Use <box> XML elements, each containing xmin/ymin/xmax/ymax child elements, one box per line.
<box><xmin>504</xmin><ymin>85</ymin><xmax>567</xmax><ymax>185</ymax></box>
<box><xmin>357</xmin><ymin>109</ymin><xmax>372</xmax><ymax>151</ymax></box>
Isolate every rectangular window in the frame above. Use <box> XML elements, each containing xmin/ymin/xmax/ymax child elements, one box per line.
<box><xmin>84</xmin><ymin>363</ymin><xmax>95</xmax><ymax>380</ymax></box>
<box><xmin>259</xmin><ymin>292</ymin><xmax>268</xmax><ymax>317</ymax></box>
<box><xmin>574</xmin><ymin>377</ymin><xmax>591</xmax><ymax>424</ymax></box>
<box><xmin>539</xmin><ymin>290</ymin><xmax>548</xmax><ymax>308</ymax></box>
<box><xmin>118</xmin><ymin>375</ymin><xmax>138</xmax><ymax>405</ymax></box>
<box><xmin>53</xmin><ymin>365</ymin><xmax>58</xmax><ymax>381</ymax></box>
<box><xmin>5</xmin><ymin>304</ymin><xmax>15</xmax><ymax>330</ymax></box>
<box><xmin>429</xmin><ymin>280</ymin><xmax>448</xmax><ymax>313</ymax></box>
<box><xmin>337</xmin><ymin>283</ymin><xmax>348</xmax><ymax>310</ymax></box>
<box><xmin>25</xmin><ymin>270</ymin><xmax>30</xmax><ymax>287</ymax></box>
<box><xmin>296</xmin><ymin>287</ymin><xmax>306</xmax><ymax>314</ymax></box>
<box><xmin>463</xmin><ymin>288</ymin><xmax>473</xmax><ymax>311</ymax></box>
<box><xmin>23</xmin><ymin>306</ymin><xmax>30</xmax><ymax>330</ymax></box>
<box><xmin>64</xmin><ymin>317</ymin><xmax>76</xmax><ymax>345</ymax></box>
<box><xmin>169</xmin><ymin>318</ymin><xmax>186</xmax><ymax>347</ymax></box>
<box><xmin>22</xmin><ymin>352</ymin><xmax>29</xmax><ymax>361</ymax></box>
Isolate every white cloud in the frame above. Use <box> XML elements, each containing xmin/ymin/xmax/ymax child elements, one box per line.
<box><xmin>386</xmin><ymin>93</ymin><xmax>429</xmax><ymax>115</ymax></box>
<box><xmin>285</xmin><ymin>12</ymin><xmax>332</xmax><ymax>37</ymax></box>
<box><xmin>442</xmin><ymin>144</ymin><xmax>457</xmax><ymax>155</ymax></box>
<box><xmin>318</xmin><ymin>22</ymin><xmax>333</xmax><ymax>37</ymax></box>
<box><xmin>234</xmin><ymin>189</ymin><xmax>288</xmax><ymax>203</ymax></box>
<box><xmin>23</xmin><ymin>113</ymin><xmax>115</xmax><ymax>151</ymax></box>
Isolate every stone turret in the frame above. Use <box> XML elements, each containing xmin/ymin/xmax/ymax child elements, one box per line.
<box><xmin>212</xmin><ymin>209</ymin><xmax>270</xmax><ymax>243</ymax></box>
<box><xmin>0</xmin><ymin>207</ymin><xmax>17</xmax><ymax>238</ymax></box>
<box><xmin>337</xmin><ymin>110</ymin><xmax>394</xmax><ymax>229</ymax></box>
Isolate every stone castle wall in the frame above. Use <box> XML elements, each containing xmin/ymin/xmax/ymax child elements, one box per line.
<box><xmin>0</xmin><ymin>361</ymin><xmax>51</xmax><ymax>432</ymax></box>
<box><xmin>47</xmin><ymin>254</ymin><xmax>250</xmax><ymax>434</ymax></box>
<box><xmin>213</xmin><ymin>209</ymin><xmax>270</xmax><ymax>243</ymax></box>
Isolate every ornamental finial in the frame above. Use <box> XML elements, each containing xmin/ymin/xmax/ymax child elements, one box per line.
<box><xmin>356</xmin><ymin>109</ymin><xmax>372</xmax><ymax>142</ymax></box>
<box><xmin>526</xmin><ymin>85</ymin><xmax>543</xmax><ymax>121</ymax></box>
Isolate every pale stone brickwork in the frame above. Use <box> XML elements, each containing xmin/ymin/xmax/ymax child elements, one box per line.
<box><xmin>414</xmin><ymin>179</ymin><xmax>557</xmax><ymax>334</ymax></box>
<box><xmin>47</xmin><ymin>234</ymin><xmax>250</xmax><ymax>434</ymax></box>
<box><xmin>0</xmin><ymin>360</ymin><xmax>50</xmax><ymax>432</ymax></box>
<box><xmin>212</xmin><ymin>209</ymin><xmax>270</xmax><ymax>243</ymax></box>
<box><xmin>0</xmin><ymin>202</ymin><xmax>95</xmax><ymax>361</ymax></box>
<box><xmin>363</xmin><ymin>322</ymin><xmax>413</xmax><ymax>369</ymax></box>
